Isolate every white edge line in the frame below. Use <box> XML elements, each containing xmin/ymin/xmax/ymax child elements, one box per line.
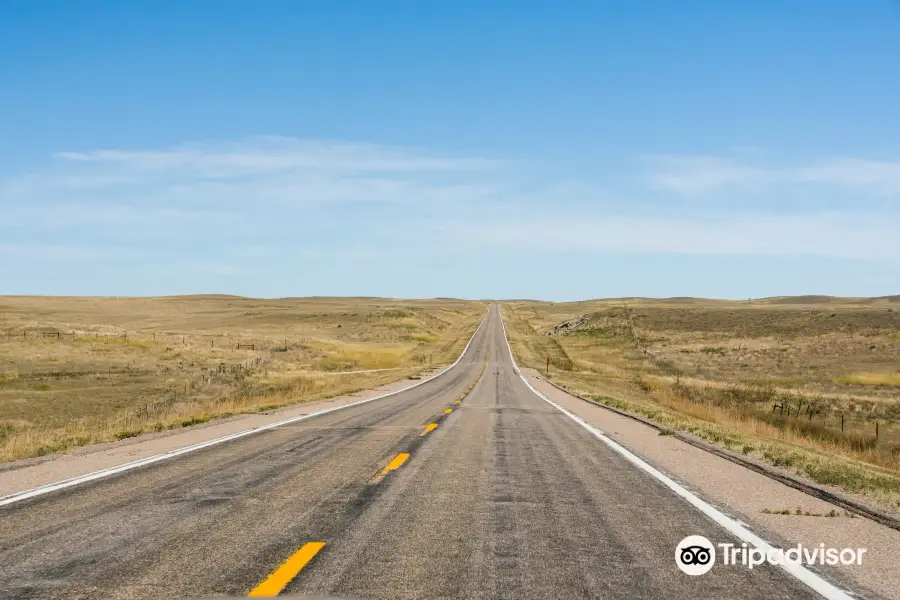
<box><xmin>496</xmin><ymin>305</ymin><xmax>855</xmax><ymax>600</ymax></box>
<box><xmin>0</xmin><ymin>308</ymin><xmax>491</xmax><ymax>508</ymax></box>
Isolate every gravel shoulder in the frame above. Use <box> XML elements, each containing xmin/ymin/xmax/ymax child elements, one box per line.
<box><xmin>521</xmin><ymin>366</ymin><xmax>900</xmax><ymax>600</ymax></box>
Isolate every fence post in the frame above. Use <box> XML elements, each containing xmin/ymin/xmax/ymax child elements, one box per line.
<box><xmin>841</xmin><ymin>412</ymin><xmax>845</xmax><ymax>432</ymax></box>
<box><xmin>876</xmin><ymin>421</ymin><xmax>879</xmax><ymax>440</ymax></box>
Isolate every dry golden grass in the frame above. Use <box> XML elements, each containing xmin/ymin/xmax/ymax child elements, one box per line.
<box><xmin>502</xmin><ymin>297</ymin><xmax>900</xmax><ymax>509</ymax></box>
<box><xmin>835</xmin><ymin>372</ymin><xmax>900</xmax><ymax>387</ymax></box>
<box><xmin>0</xmin><ymin>295</ymin><xmax>485</xmax><ymax>462</ymax></box>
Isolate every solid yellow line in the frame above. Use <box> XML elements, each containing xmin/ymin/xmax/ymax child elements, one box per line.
<box><xmin>420</xmin><ymin>423</ymin><xmax>438</xmax><ymax>436</ymax></box>
<box><xmin>455</xmin><ymin>400</ymin><xmax>461</xmax><ymax>404</ymax></box>
<box><xmin>248</xmin><ymin>542</ymin><xmax>326</xmax><ymax>597</ymax></box>
<box><xmin>444</xmin><ymin>408</ymin><xmax>453</xmax><ymax>414</ymax></box>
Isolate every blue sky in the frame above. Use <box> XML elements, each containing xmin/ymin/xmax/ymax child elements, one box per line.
<box><xmin>2</xmin><ymin>0</ymin><xmax>899</xmax><ymax>300</ymax></box>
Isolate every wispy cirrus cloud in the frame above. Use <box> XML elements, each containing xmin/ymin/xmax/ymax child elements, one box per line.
<box><xmin>2</xmin><ymin>137</ymin><xmax>899</xmax><ymax>275</ymax></box>
<box><xmin>439</xmin><ymin>212</ymin><xmax>900</xmax><ymax>261</ymax></box>
<box><xmin>646</xmin><ymin>154</ymin><xmax>900</xmax><ymax>195</ymax></box>
<box><xmin>54</xmin><ymin>136</ymin><xmax>502</xmax><ymax>178</ymax></box>
<box><xmin>645</xmin><ymin>156</ymin><xmax>766</xmax><ymax>194</ymax></box>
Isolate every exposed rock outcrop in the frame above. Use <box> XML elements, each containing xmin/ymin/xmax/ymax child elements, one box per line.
<box><xmin>543</xmin><ymin>314</ymin><xmax>590</xmax><ymax>336</ymax></box>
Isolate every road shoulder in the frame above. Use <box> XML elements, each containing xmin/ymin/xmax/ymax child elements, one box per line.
<box><xmin>520</xmin><ymin>366</ymin><xmax>900</xmax><ymax>600</ymax></box>
<box><xmin>0</xmin><ymin>366</ymin><xmax>449</xmax><ymax>498</ymax></box>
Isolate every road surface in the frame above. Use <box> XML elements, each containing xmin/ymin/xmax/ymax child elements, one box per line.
<box><xmin>0</xmin><ymin>305</ymin><xmax>830</xmax><ymax>599</ymax></box>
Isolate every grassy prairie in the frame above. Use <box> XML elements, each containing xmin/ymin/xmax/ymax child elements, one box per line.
<box><xmin>0</xmin><ymin>295</ymin><xmax>485</xmax><ymax>462</ymax></box>
<box><xmin>502</xmin><ymin>297</ymin><xmax>900</xmax><ymax>510</ymax></box>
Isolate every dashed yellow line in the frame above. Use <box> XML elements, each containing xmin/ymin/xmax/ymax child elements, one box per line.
<box><xmin>248</xmin><ymin>542</ymin><xmax>326</xmax><ymax>597</ymax></box>
<box><xmin>384</xmin><ymin>453</ymin><xmax>409</xmax><ymax>472</ymax></box>
<box><xmin>249</xmin><ymin>357</ymin><xmax>491</xmax><ymax>597</ymax></box>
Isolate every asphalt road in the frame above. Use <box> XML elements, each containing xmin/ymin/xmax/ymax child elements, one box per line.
<box><xmin>0</xmin><ymin>305</ymin><xmax>827</xmax><ymax>600</ymax></box>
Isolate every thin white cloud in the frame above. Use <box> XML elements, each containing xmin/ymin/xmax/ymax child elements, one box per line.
<box><xmin>54</xmin><ymin>137</ymin><xmax>501</xmax><ymax>178</ymax></box>
<box><xmin>3</xmin><ymin>138</ymin><xmax>899</xmax><ymax>268</ymax></box>
<box><xmin>792</xmin><ymin>158</ymin><xmax>900</xmax><ymax>192</ymax></box>
<box><xmin>646</xmin><ymin>156</ymin><xmax>766</xmax><ymax>194</ymax></box>
<box><xmin>440</xmin><ymin>212</ymin><xmax>900</xmax><ymax>260</ymax></box>
<box><xmin>646</xmin><ymin>154</ymin><xmax>900</xmax><ymax>195</ymax></box>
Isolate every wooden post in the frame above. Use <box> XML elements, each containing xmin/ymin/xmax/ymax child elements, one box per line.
<box><xmin>546</xmin><ymin>356</ymin><xmax>550</xmax><ymax>376</ymax></box>
<box><xmin>796</xmin><ymin>402</ymin><xmax>802</xmax><ymax>417</ymax></box>
<box><xmin>841</xmin><ymin>412</ymin><xmax>845</xmax><ymax>432</ymax></box>
<box><xmin>211</xmin><ymin>340</ymin><xmax>214</xmax><ymax>348</ymax></box>
<box><xmin>876</xmin><ymin>421</ymin><xmax>879</xmax><ymax>440</ymax></box>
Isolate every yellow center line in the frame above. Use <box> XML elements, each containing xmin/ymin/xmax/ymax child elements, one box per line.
<box><xmin>248</xmin><ymin>542</ymin><xmax>326</xmax><ymax>597</ymax></box>
<box><xmin>444</xmin><ymin>408</ymin><xmax>453</xmax><ymax>414</ymax></box>
<box><xmin>420</xmin><ymin>423</ymin><xmax>438</xmax><ymax>436</ymax></box>
<box><xmin>455</xmin><ymin>400</ymin><xmax>461</xmax><ymax>404</ymax></box>
<box><xmin>384</xmin><ymin>452</ymin><xmax>410</xmax><ymax>471</ymax></box>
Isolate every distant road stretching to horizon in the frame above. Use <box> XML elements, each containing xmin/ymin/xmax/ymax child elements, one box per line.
<box><xmin>0</xmin><ymin>305</ymin><xmax>829</xmax><ymax>599</ymax></box>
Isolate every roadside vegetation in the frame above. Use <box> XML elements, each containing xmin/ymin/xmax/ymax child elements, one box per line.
<box><xmin>501</xmin><ymin>297</ymin><xmax>900</xmax><ymax>511</ymax></box>
<box><xmin>0</xmin><ymin>295</ymin><xmax>485</xmax><ymax>462</ymax></box>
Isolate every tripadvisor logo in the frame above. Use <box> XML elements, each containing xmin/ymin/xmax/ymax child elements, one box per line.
<box><xmin>676</xmin><ymin>535</ymin><xmax>716</xmax><ymax>576</ymax></box>
<box><xmin>675</xmin><ymin>535</ymin><xmax>867</xmax><ymax>575</ymax></box>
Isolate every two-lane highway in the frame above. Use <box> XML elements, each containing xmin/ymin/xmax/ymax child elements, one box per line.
<box><xmin>0</xmin><ymin>306</ymin><xmax>835</xmax><ymax>599</ymax></box>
